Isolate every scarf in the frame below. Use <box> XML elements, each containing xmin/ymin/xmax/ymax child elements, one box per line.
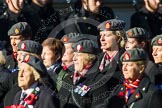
<box><xmin>123</xmin><ymin>78</ymin><xmax>141</xmax><ymax>103</ymax></box>
<box><xmin>99</xmin><ymin>53</ymin><xmax>111</xmax><ymax>71</ymax></box>
<box><xmin>73</xmin><ymin>64</ymin><xmax>92</xmax><ymax>85</ymax></box>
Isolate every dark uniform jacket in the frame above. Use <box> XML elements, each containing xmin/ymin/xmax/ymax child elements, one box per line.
<box><xmin>144</xmin><ymin>61</ymin><xmax>162</xmax><ymax>86</ymax></box>
<box><xmin>11</xmin><ymin>84</ymin><xmax>60</xmax><ymax>108</ymax></box>
<box><xmin>23</xmin><ymin>2</ymin><xmax>60</xmax><ymax>43</ymax></box>
<box><xmin>63</xmin><ymin>6</ymin><xmax>114</xmax><ymax>37</ymax></box>
<box><xmin>96</xmin><ymin>77</ymin><xmax>162</xmax><ymax>108</ymax></box>
<box><xmin>58</xmin><ymin>57</ymin><xmax>122</xmax><ymax>108</ymax></box>
<box><xmin>130</xmin><ymin>7</ymin><xmax>162</xmax><ymax>39</ymax></box>
<box><xmin>155</xmin><ymin>63</ymin><xmax>162</xmax><ymax>89</ymax></box>
<box><xmin>0</xmin><ymin>9</ymin><xmax>26</xmax><ymax>42</ymax></box>
<box><xmin>0</xmin><ymin>71</ymin><xmax>56</xmax><ymax>107</ymax></box>
<box><xmin>0</xmin><ymin>65</ymin><xmax>11</xmax><ymax>83</ymax></box>
<box><xmin>58</xmin><ymin>60</ymin><xmax>101</xmax><ymax>108</ymax></box>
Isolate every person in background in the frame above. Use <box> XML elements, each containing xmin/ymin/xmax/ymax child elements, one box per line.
<box><xmin>151</xmin><ymin>34</ymin><xmax>162</xmax><ymax>89</ymax></box>
<box><xmin>23</xmin><ymin>0</ymin><xmax>60</xmax><ymax>43</ymax></box>
<box><xmin>0</xmin><ymin>41</ymin><xmax>11</xmax><ymax>83</ymax></box>
<box><xmin>1</xmin><ymin>40</ymin><xmax>56</xmax><ymax>107</ymax></box>
<box><xmin>130</xmin><ymin>0</ymin><xmax>162</xmax><ymax>39</ymax></box>
<box><xmin>63</xmin><ymin>0</ymin><xmax>115</xmax><ymax>38</ymax></box>
<box><xmin>97</xmin><ymin>48</ymin><xmax>162</xmax><ymax>108</ymax></box>
<box><xmin>41</xmin><ymin>38</ymin><xmax>65</xmax><ymax>85</ymax></box>
<box><xmin>5</xmin><ymin>22</ymin><xmax>32</xmax><ymax>72</ymax></box>
<box><xmin>58</xmin><ymin>39</ymin><xmax>100</xmax><ymax>108</ymax></box>
<box><xmin>125</xmin><ymin>27</ymin><xmax>160</xmax><ymax>85</ymax></box>
<box><xmin>5</xmin><ymin>54</ymin><xmax>59</xmax><ymax>108</ymax></box>
<box><xmin>0</xmin><ymin>0</ymin><xmax>26</xmax><ymax>44</ymax></box>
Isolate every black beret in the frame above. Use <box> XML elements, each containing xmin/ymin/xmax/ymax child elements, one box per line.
<box><xmin>17</xmin><ymin>40</ymin><xmax>42</xmax><ymax>55</ymax></box>
<box><xmin>22</xmin><ymin>54</ymin><xmax>47</xmax><ymax>76</ymax></box>
<box><xmin>126</xmin><ymin>27</ymin><xmax>148</xmax><ymax>39</ymax></box>
<box><xmin>98</xmin><ymin>19</ymin><xmax>125</xmax><ymax>31</ymax></box>
<box><xmin>61</xmin><ymin>33</ymin><xmax>98</xmax><ymax>44</ymax></box>
<box><xmin>72</xmin><ymin>39</ymin><xmax>99</xmax><ymax>55</ymax></box>
<box><xmin>151</xmin><ymin>34</ymin><xmax>162</xmax><ymax>46</ymax></box>
<box><xmin>8</xmin><ymin>22</ymin><xmax>32</xmax><ymax>36</ymax></box>
<box><xmin>120</xmin><ymin>48</ymin><xmax>147</xmax><ymax>62</ymax></box>
<box><xmin>61</xmin><ymin>33</ymin><xmax>80</xmax><ymax>43</ymax></box>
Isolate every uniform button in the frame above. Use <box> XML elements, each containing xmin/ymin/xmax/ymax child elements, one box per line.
<box><xmin>121</xmin><ymin>87</ymin><xmax>123</xmax><ymax>90</ymax></box>
<box><xmin>83</xmin><ymin>17</ymin><xmax>87</xmax><ymax>20</ymax></box>
<box><xmin>88</xmin><ymin>27</ymin><xmax>91</xmax><ymax>30</ymax></box>
<box><xmin>142</xmin><ymin>87</ymin><xmax>146</xmax><ymax>91</ymax></box>
<box><xmin>144</xmin><ymin>16</ymin><xmax>148</xmax><ymax>20</ymax></box>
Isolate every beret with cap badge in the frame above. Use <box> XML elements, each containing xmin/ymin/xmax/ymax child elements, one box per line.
<box><xmin>61</xmin><ymin>33</ymin><xmax>98</xmax><ymax>44</ymax></box>
<box><xmin>22</xmin><ymin>54</ymin><xmax>47</xmax><ymax>76</ymax></box>
<box><xmin>126</xmin><ymin>27</ymin><xmax>148</xmax><ymax>39</ymax></box>
<box><xmin>151</xmin><ymin>34</ymin><xmax>162</xmax><ymax>46</ymax></box>
<box><xmin>98</xmin><ymin>19</ymin><xmax>126</xmax><ymax>31</ymax></box>
<box><xmin>17</xmin><ymin>40</ymin><xmax>42</xmax><ymax>55</ymax></box>
<box><xmin>8</xmin><ymin>22</ymin><xmax>32</xmax><ymax>36</ymax></box>
<box><xmin>72</xmin><ymin>39</ymin><xmax>99</xmax><ymax>55</ymax></box>
<box><xmin>120</xmin><ymin>48</ymin><xmax>147</xmax><ymax>62</ymax></box>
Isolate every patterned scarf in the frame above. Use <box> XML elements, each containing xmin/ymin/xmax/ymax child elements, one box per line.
<box><xmin>99</xmin><ymin>53</ymin><xmax>111</xmax><ymax>71</ymax></box>
<box><xmin>123</xmin><ymin>79</ymin><xmax>141</xmax><ymax>103</ymax></box>
<box><xmin>73</xmin><ymin>64</ymin><xmax>92</xmax><ymax>85</ymax></box>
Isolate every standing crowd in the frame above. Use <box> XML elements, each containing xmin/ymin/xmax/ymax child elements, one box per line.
<box><xmin>0</xmin><ymin>0</ymin><xmax>162</xmax><ymax>108</ymax></box>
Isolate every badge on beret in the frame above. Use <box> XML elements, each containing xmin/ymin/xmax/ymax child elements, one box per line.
<box><xmin>127</xmin><ymin>31</ymin><xmax>133</xmax><ymax>37</ymax></box>
<box><xmin>135</xmin><ymin>93</ymin><xmax>140</xmax><ymax>99</ymax></box>
<box><xmin>24</xmin><ymin>55</ymin><xmax>30</xmax><ymax>63</ymax></box>
<box><xmin>15</xmin><ymin>28</ymin><xmax>20</xmax><ymax>35</ymax></box>
<box><xmin>123</xmin><ymin>52</ymin><xmax>130</xmax><ymax>60</ymax></box>
<box><xmin>63</xmin><ymin>37</ymin><xmax>68</xmax><ymax>42</ymax></box>
<box><xmin>157</xmin><ymin>38</ymin><xmax>162</xmax><ymax>45</ymax></box>
<box><xmin>105</xmin><ymin>22</ymin><xmax>111</xmax><ymax>29</ymax></box>
<box><xmin>21</xmin><ymin>42</ymin><xmax>26</xmax><ymax>50</ymax></box>
<box><xmin>76</xmin><ymin>44</ymin><xmax>83</xmax><ymax>52</ymax></box>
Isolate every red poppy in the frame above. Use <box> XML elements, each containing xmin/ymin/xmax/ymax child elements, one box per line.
<box><xmin>63</xmin><ymin>65</ymin><xmax>67</xmax><ymax>70</ymax></box>
<box><xmin>24</xmin><ymin>93</ymin><xmax>38</xmax><ymax>105</ymax></box>
<box><xmin>118</xmin><ymin>91</ymin><xmax>124</xmax><ymax>98</ymax></box>
<box><xmin>5</xmin><ymin>105</ymin><xmax>25</xmax><ymax>108</ymax></box>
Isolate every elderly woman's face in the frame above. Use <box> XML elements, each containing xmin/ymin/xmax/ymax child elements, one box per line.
<box><xmin>18</xmin><ymin>63</ymin><xmax>36</xmax><ymax>90</ymax></box>
<box><xmin>73</xmin><ymin>52</ymin><xmax>90</xmax><ymax>72</ymax></box>
<box><xmin>122</xmin><ymin>62</ymin><xmax>144</xmax><ymax>82</ymax></box>
<box><xmin>152</xmin><ymin>46</ymin><xmax>162</xmax><ymax>63</ymax></box>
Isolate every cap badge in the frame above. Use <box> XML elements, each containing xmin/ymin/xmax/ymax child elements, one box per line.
<box><xmin>77</xmin><ymin>44</ymin><xmax>83</xmax><ymax>52</ymax></box>
<box><xmin>157</xmin><ymin>38</ymin><xmax>162</xmax><ymax>45</ymax></box>
<box><xmin>63</xmin><ymin>37</ymin><xmax>68</xmax><ymax>42</ymax></box>
<box><xmin>123</xmin><ymin>52</ymin><xmax>130</xmax><ymax>60</ymax></box>
<box><xmin>15</xmin><ymin>28</ymin><xmax>20</xmax><ymax>35</ymax></box>
<box><xmin>21</xmin><ymin>42</ymin><xmax>26</xmax><ymax>50</ymax></box>
<box><xmin>127</xmin><ymin>31</ymin><xmax>133</xmax><ymax>37</ymax></box>
<box><xmin>105</xmin><ymin>22</ymin><xmax>111</xmax><ymax>30</ymax></box>
<box><xmin>24</xmin><ymin>55</ymin><xmax>30</xmax><ymax>63</ymax></box>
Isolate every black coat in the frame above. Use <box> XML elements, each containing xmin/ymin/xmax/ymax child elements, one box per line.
<box><xmin>58</xmin><ymin>57</ymin><xmax>122</xmax><ymax>108</ymax></box>
<box><xmin>12</xmin><ymin>84</ymin><xmax>60</xmax><ymax>108</ymax></box>
<box><xmin>130</xmin><ymin>7</ymin><xmax>162</xmax><ymax>39</ymax></box>
<box><xmin>96</xmin><ymin>77</ymin><xmax>162</xmax><ymax>108</ymax></box>
<box><xmin>63</xmin><ymin>6</ymin><xmax>114</xmax><ymax>37</ymax></box>
<box><xmin>0</xmin><ymin>65</ymin><xmax>11</xmax><ymax>83</ymax></box>
<box><xmin>58</xmin><ymin>60</ymin><xmax>100</xmax><ymax>108</ymax></box>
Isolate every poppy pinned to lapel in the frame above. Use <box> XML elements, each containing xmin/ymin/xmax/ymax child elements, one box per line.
<box><xmin>5</xmin><ymin>105</ymin><xmax>25</xmax><ymax>108</ymax></box>
<box><xmin>135</xmin><ymin>93</ymin><xmax>141</xmax><ymax>99</ymax></box>
<box><xmin>118</xmin><ymin>91</ymin><xmax>125</xmax><ymax>98</ymax></box>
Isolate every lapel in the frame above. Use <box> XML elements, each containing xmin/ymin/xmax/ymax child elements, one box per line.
<box><xmin>13</xmin><ymin>91</ymin><xmax>22</xmax><ymax>104</ymax></box>
<box><xmin>127</xmin><ymin>77</ymin><xmax>150</xmax><ymax>105</ymax></box>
